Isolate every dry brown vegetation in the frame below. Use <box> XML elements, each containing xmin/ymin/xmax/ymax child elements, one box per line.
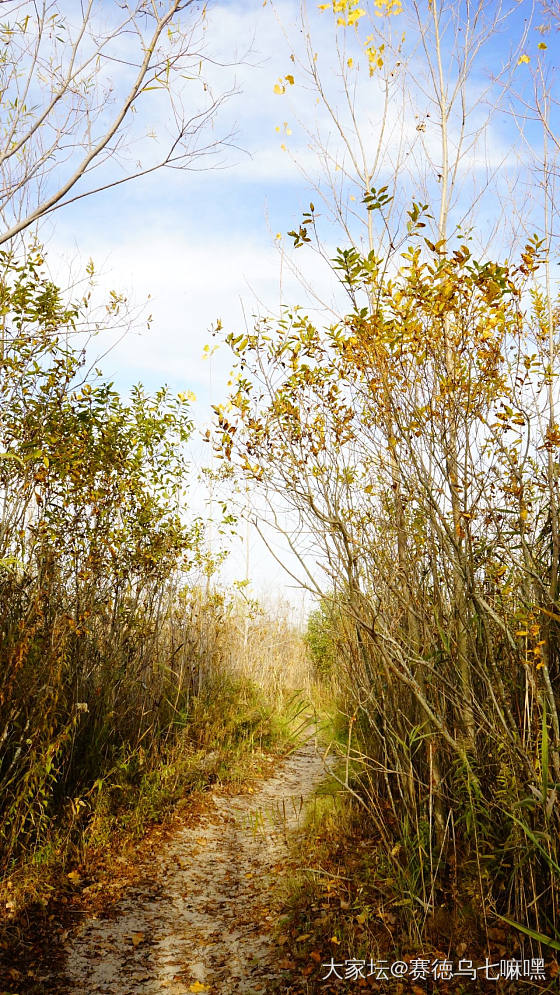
<box><xmin>0</xmin><ymin>251</ymin><xmax>312</xmax><ymax>990</ymax></box>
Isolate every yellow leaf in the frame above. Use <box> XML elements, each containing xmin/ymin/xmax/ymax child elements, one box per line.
<box><xmin>518</xmin><ymin>53</ymin><xmax>530</xmax><ymax>64</ymax></box>
<box><xmin>347</xmin><ymin>7</ymin><xmax>366</xmax><ymax>24</ymax></box>
<box><xmin>273</xmin><ymin>83</ymin><xmax>285</xmax><ymax>94</ymax></box>
<box><xmin>347</xmin><ymin>57</ymin><xmax>353</xmax><ymax>67</ymax></box>
<box><xmin>285</xmin><ymin>73</ymin><xmax>295</xmax><ymax>85</ymax></box>
<box><xmin>538</xmin><ymin>42</ymin><xmax>547</xmax><ymax>49</ymax></box>
<box><xmin>515</xmin><ymin>630</ymin><xmax>528</xmax><ymax>637</ymax></box>
<box><xmin>331</xmin><ymin>935</ymin><xmax>340</xmax><ymax>944</ymax></box>
<box><xmin>188</xmin><ymin>984</ymin><xmax>208</xmax><ymax>993</ymax></box>
<box><xmin>130</xmin><ymin>932</ymin><xmax>145</xmax><ymax>947</ymax></box>
<box><xmin>538</xmin><ymin>606</ymin><xmax>560</xmax><ymax>622</ymax></box>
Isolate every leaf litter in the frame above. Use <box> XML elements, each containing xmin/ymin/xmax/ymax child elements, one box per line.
<box><xmin>62</xmin><ymin>739</ymin><xmax>327</xmax><ymax>994</ymax></box>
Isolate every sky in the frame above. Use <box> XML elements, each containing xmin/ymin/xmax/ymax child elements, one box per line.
<box><xmin>8</xmin><ymin>0</ymin><xmax>558</xmax><ymax>609</ymax></box>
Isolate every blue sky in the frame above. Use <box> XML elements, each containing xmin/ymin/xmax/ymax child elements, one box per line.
<box><xmin>46</xmin><ymin>0</ymin><xmax>553</xmax><ymax>390</ymax></box>
<box><xmin>31</xmin><ymin>0</ymin><xmax>559</xmax><ymax>601</ymax></box>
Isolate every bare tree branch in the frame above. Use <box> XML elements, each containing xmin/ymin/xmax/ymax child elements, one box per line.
<box><xmin>0</xmin><ymin>0</ymin><xmax>239</xmax><ymax>245</ymax></box>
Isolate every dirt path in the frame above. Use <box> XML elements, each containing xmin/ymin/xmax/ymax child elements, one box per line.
<box><xmin>63</xmin><ymin>738</ymin><xmax>327</xmax><ymax>995</ymax></box>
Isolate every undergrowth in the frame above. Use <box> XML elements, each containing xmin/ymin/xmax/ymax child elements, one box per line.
<box><xmin>276</xmin><ymin>702</ymin><xmax>560</xmax><ymax>995</ymax></box>
<box><xmin>0</xmin><ymin>674</ymin><xmax>307</xmax><ymax>995</ymax></box>
<box><xmin>1</xmin><ymin>674</ymin><xmax>297</xmax><ymax>914</ymax></box>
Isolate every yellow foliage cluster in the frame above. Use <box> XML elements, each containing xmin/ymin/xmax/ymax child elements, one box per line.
<box><xmin>273</xmin><ymin>74</ymin><xmax>295</xmax><ymax>95</ymax></box>
<box><xmin>373</xmin><ymin>0</ymin><xmax>402</xmax><ymax>15</ymax></box>
<box><xmin>318</xmin><ymin>0</ymin><xmax>400</xmax><ymax>75</ymax></box>
<box><xmin>319</xmin><ymin>0</ymin><xmax>401</xmax><ymax>23</ymax></box>
<box><xmin>319</xmin><ymin>0</ymin><xmax>367</xmax><ymax>26</ymax></box>
<box><xmin>365</xmin><ymin>38</ymin><xmax>385</xmax><ymax>73</ymax></box>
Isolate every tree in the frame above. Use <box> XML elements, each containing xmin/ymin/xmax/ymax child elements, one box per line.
<box><xmin>0</xmin><ymin>0</ymin><xmax>234</xmax><ymax>245</ymax></box>
<box><xmin>218</xmin><ymin>208</ymin><xmax>560</xmax><ymax>948</ymax></box>
<box><xmin>0</xmin><ymin>247</ymin><xmax>205</xmax><ymax>865</ymax></box>
<box><xmin>213</xmin><ymin>0</ymin><xmax>560</xmax><ymax>950</ymax></box>
<box><xmin>271</xmin><ymin>0</ymin><xmax>531</xmax><ymax>265</ymax></box>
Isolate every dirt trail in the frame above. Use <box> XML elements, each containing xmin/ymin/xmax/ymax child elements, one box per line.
<box><xmin>63</xmin><ymin>738</ymin><xmax>327</xmax><ymax>995</ymax></box>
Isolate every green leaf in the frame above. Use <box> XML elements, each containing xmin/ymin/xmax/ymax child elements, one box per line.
<box><xmin>494</xmin><ymin>913</ymin><xmax>560</xmax><ymax>952</ymax></box>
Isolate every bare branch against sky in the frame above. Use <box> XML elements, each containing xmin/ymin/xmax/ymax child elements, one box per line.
<box><xmin>0</xmin><ymin>0</ymin><xmax>240</xmax><ymax>246</ymax></box>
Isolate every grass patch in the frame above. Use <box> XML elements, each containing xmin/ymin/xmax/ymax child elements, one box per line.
<box><xmin>275</xmin><ymin>779</ymin><xmax>560</xmax><ymax>994</ymax></box>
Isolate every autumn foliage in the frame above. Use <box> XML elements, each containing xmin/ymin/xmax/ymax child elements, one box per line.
<box><xmin>218</xmin><ymin>221</ymin><xmax>560</xmax><ymax>949</ymax></box>
<box><xmin>0</xmin><ymin>250</ymin><xmax>303</xmax><ymax>895</ymax></box>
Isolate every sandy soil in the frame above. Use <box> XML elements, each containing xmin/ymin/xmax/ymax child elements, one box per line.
<box><xmin>63</xmin><ymin>738</ymin><xmax>327</xmax><ymax>995</ymax></box>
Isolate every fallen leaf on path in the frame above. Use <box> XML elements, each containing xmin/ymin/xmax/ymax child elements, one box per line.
<box><xmin>279</xmin><ymin>957</ymin><xmax>296</xmax><ymax>969</ymax></box>
<box><xmin>129</xmin><ymin>932</ymin><xmax>145</xmax><ymax>947</ymax></box>
<box><xmin>188</xmin><ymin>983</ymin><xmax>208</xmax><ymax>992</ymax></box>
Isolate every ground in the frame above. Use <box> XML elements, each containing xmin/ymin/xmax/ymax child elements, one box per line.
<box><xmin>58</xmin><ymin>738</ymin><xmax>327</xmax><ymax>994</ymax></box>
